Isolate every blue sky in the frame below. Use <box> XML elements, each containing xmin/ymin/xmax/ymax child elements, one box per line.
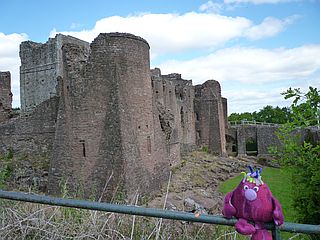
<box><xmin>1</xmin><ymin>0</ymin><xmax>319</xmax><ymax>113</ymax></box>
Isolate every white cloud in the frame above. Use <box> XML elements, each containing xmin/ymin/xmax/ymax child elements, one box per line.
<box><xmin>50</xmin><ymin>13</ymin><xmax>292</xmax><ymax>57</ymax></box>
<box><xmin>157</xmin><ymin>45</ymin><xmax>320</xmax><ymax>84</ymax></box>
<box><xmin>199</xmin><ymin>1</ymin><xmax>223</xmax><ymax>13</ymax></box>
<box><xmin>245</xmin><ymin>15</ymin><xmax>298</xmax><ymax>40</ymax></box>
<box><xmin>157</xmin><ymin>45</ymin><xmax>320</xmax><ymax>113</ymax></box>
<box><xmin>50</xmin><ymin>13</ymin><xmax>251</xmax><ymax>55</ymax></box>
<box><xmin>224</xmin><ymin>88</ymin><xmax>292</xmax><ymax>113</ymax></box>
<box><xmin>0</xmin><ymin>12</ymin><xmax>301</xmax><ymax>111</ymax></box>
<box><xmin>0</xmin><ymin>32</ymin><xmax>28</xmax><ymax>107</ymax></box>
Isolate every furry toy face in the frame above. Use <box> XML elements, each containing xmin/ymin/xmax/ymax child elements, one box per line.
<box><xmin>231</xmin><ymin>178</ymin><xmax>274</xmax><ymax>222</ymax></box>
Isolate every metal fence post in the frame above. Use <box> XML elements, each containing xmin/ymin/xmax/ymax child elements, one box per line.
<box><xmin>272</xmin><ymin>226</ymin><xmax>281</xmax><ymax>240</ymax></box>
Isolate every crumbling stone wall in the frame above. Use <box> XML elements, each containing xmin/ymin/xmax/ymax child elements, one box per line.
<box><xmin>0</xmin><ymin>71</ymin><xmax>12</xmax><ymax>122</ymax></box>
<box><xmin>48</xmin><ymin>33</ymin><xmax>169</xmax><ymax>199</ymax></box>
<box><xmin>236</xmin><ymin>125</ymin><xmax>257</xmax><ymax>156</ymax></box>
<box><xmin>194</xmin><ymin>81</ymin><xmax>227</xmax><ymax>156</ymax></box>
<box><xmin>151</xmin><ymin>68</ymin><xmax>196</xmax><ymax>165</ymax></box>
<box><xmin>222</xmin><ymin>97</ymin><xmax>228</xmax><ymax>130</ymax></box>
<box><xmin>257</xmin><ymin>126</ymin><xmax>282</xmax><ymax>156</ymax></box>
<box><xmin>20</xmin><ymin>34</ymin><xmax>89</xmax><ymax>113</ymax></box>
<box><xmin>0</xmin><ymin>96</ymin><xmax>58</xmax><ymax>155</ymax></box>
<box><xmin>228</xmin><ymin>125</ymin><xmax>282</xmax><ymax>156</ymax></box>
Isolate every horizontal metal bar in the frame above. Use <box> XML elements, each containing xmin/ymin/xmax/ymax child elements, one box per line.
<box><xmin>0</xmin><ymin>190</ymin><xmax>236</xmax><ymax>226</ymax></box>
<box><xmin>0</xmin><ymin>190</ymin><xmax>319</xmax><ymax>235</ymax></box>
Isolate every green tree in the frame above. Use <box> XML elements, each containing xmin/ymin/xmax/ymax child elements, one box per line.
<box><xmin>228</xmin><ymin>105</ymin><xmax>292</xmax><ymax>124</ymax></box>
<box><xmin>275</xmin><ymin>86</ymin><xmax>320</xmax><ymax>226</ymax></box>
<box><xmin>228</xmin><ymin>112</ymin><xmax>255</xmax><ymax>122</ymax></box>
<box><xmin>255</xmin><ymin>105</ymin><xmax>292</xmax><ymax>124</ymax></box>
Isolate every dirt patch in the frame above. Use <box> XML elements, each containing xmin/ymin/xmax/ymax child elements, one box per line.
<box><xmin>148</xmin><ymin>151</ymin><xmax>263</xmax><ymax>215</ymax></box>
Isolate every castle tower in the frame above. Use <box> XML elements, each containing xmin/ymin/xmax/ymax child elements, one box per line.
<box><xmin>20</xmin><ymin>34</ymin><xmax>89</xmax><ymax>113</ymax></box>
<box><xmin>0</xmin><ymin>71</ymin><xmax>12</xmax><ymax>122</ymax></box>
<box><xmin>194</xmin><ymin>80</ymin><xmax>227</xmax><ymax>156</ymax></box>
<box><xmin>49</xmin><ymin>33</ymin><xmax>169</xmax><ymax>199</ymax></box>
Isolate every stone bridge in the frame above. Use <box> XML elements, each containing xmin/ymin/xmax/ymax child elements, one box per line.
<box><xmin>226</xmin><ymin>123</ymin><xmax>282</xmax><ymax>157</ymax></box>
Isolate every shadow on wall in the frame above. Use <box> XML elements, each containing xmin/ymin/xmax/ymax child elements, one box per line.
<box><xmin>245</xmin><ymin>137</ymin><xmax>257</xmax><ymax>156</ymax></box>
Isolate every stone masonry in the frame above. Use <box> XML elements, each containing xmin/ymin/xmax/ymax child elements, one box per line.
<box><xmin>0</xmin><ymin>71</ymin><xmax>12</xmax><ymax>122</ymax></box>
<box><xmin>48</xmin><ymin>33</ymin><xmax>170</xmax><ymax>199</ymax></box>
<box><xmin>151</xmin><ymin>68</ymin><xmax>197</xmax><ymax>165</ymax></box>
<box><xmin>20</xmin><ymin>34</ymin><xmax>89</xmax><ymax>113</ymax></box>
<box><xmin>194</xmin><ymin>81</ymin><xmax>227</xmax><ymax>156</ymax></box>
<box><xmin>0</xmin><ymin>33</ymin><xmax>228</xmax><ymax>199</ymax></box>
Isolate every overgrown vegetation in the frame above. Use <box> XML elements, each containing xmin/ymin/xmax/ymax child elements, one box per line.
<box><xmin>0</xmin><ymin>199</ymin><xmax>253</xmax><ymax>240</ymax></box>
<box><xmin>0</xmin><ymin>150</ymin><xmax>14</xmax><ymax>189</ymax></box>
<box><xmin>273</xmin><ymin>87</ymin><xmax>320</xmax><ymax>227</ymax></box>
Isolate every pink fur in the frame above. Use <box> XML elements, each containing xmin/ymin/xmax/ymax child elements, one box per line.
<box><xmin>222</xmin><ymin>180</ymin><xmax>284</xmax><ymax>239</ymax></box>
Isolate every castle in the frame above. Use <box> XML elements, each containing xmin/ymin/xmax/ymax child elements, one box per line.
<box><xmin>0</xmin><ymin>33</ymin><xmax>228</xmax><ymax>199</ymax></box>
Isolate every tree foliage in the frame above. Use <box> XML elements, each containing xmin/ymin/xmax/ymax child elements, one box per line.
<box><xmin>275</xmin><ymin>86</ymin><xmax>320</xmax><ymax>226</ymax></box>
<box><xmin>228</xmin><ymin>105</ymin><xmax>292</xmax><ymax>124</ymax></box>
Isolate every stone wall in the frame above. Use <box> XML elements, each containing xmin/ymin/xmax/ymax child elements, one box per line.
<box><xmin>194</xmin><ymin>80</ymin><xmax>227</xmax><ymax>156</ymax></box>
<box><xmin>0</xmin><ymin>71</ymin><xmax>12</xmax><ymax>122</ymax></box>
<box><xmin>228</xmin><ymin>125</ymin><xmax>283</xmax><ymax>156</ymax></box>
<box><xmin>0</xmin><ymin>96</ymin><xmax>58</xmax><ymax>155</ymax></box>
<box><xmin>20</xmin><ymin>34</ymin><xmax>89</xmax><ymax>113</ymax></box>
<box><xmin>48</xmin><ymin>33</ymin><xmax>169</xmax><ymax>199</ymax></box>
<box><xmin>151</xmin><ymin>68</ymin><xmax>196</xmax><ymax>165</ymax></box>
<box><xmin>257</xmin><ymin>126</ymin><xmax>282</xmax><ymax>156</ymax></box>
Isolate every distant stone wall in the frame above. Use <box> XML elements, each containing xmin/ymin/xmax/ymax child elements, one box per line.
<box><xmin>194</xmin><ymin>81</ymin><xmax>227</xmax><ymax>156</ymax></box>
<box><xmin>20</xmin><ymin>34</ymin><xmax>89</xmax><ymax>113</ymax></box>
<box><xmin>222</xmin><ymin>97</ymin><xmax>228</xmax><ymax>130</ymax></box>
<box><xmin>257</xmin><ymin>126</ymin><xmax>282</xmax><ymax>156</ymax></box>
<box><xmin>228</xmin><ymin>125</ymin><xmax>282</xmax><ymax>156</ymax></box>
<box><xmin>236</xmin><ymin>125</ymin><xmax>257</xmax><ymax>156</ymax></box>
<box><xmin>151</xmin><ymin>68</ymin><xmax>196</xmax><ymax>164</ymax></box>
<box><xmin>0</xmin><ymin>71</ymin><xmax>12</xmax><ymax>122</ymax></box>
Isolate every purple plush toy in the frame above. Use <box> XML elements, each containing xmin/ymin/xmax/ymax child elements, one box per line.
<box><xmin>222</xmin><ymin>166</ymin><xmax>284</xmax><ymax>240</ymax></box>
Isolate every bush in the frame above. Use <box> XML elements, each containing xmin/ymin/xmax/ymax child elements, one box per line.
<box><xmin>275</xmin><ymin>87</ymin><xmax>320</xmax><ymax>226</ymax></box>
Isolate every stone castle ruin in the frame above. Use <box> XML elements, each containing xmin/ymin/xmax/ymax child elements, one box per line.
<box><xmin>4</xmin><ymin>32</ymin><xmax>306</xmax><ymax>200</ymax></box>
<box><xmin>0</xmin><ymin>33</ymin><xmax>228</xmax><ymax>199</ymax></box>
<box><xmin>0</xmin><ymin>71</ymin><xmax>13</xmax><ymax>122</ymax></box>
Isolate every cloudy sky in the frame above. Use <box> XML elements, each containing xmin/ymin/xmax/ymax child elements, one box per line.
<box><xmin>1</xmin><ymin>0</ymin><xmax>319</xmax><ymax>113</ymax></box>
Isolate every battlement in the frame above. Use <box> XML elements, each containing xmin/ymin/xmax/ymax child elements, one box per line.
<box><xmin>95</xmin><ymin>32</ymin><xmax>150</xmax><ymax>46</ymax></box>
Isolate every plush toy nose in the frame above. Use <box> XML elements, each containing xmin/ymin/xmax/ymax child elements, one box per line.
<box><xmin>245</xmin><ymin>189</ymin><xmax>257</xmax><ymax>201</ymax></box>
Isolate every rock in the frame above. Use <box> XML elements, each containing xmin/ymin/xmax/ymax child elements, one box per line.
<box><xmin>184</xmin><ymin>197</ymin><xmax>208</xmax><ymax>214</ymax></box>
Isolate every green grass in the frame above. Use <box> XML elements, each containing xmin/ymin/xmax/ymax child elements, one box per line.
<box><xmin>218</xmin><ymin>167</ymin><xmax>313</xmax><ymax>239</ymax></box>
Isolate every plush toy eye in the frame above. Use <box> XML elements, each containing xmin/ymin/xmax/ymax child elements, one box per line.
<box><xmin>243</xmin><ymin>185</ymin><xmax>249</xmax><ymax>190</ymax></box>
<box><xmin>253</xmin><ymin>186</ymin><xmax>259</xmax><ymax>192</ymax></box>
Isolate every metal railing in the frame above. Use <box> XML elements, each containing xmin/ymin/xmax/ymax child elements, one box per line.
<box><xmin>229</xmin><ymin>120</ymin><xmax>281</xmax><ymax>126</ymax></box>
<box><xmin>0</xmin><ymin>190</ymin><xmax>319</xmax><ymax>239</ymax></box>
